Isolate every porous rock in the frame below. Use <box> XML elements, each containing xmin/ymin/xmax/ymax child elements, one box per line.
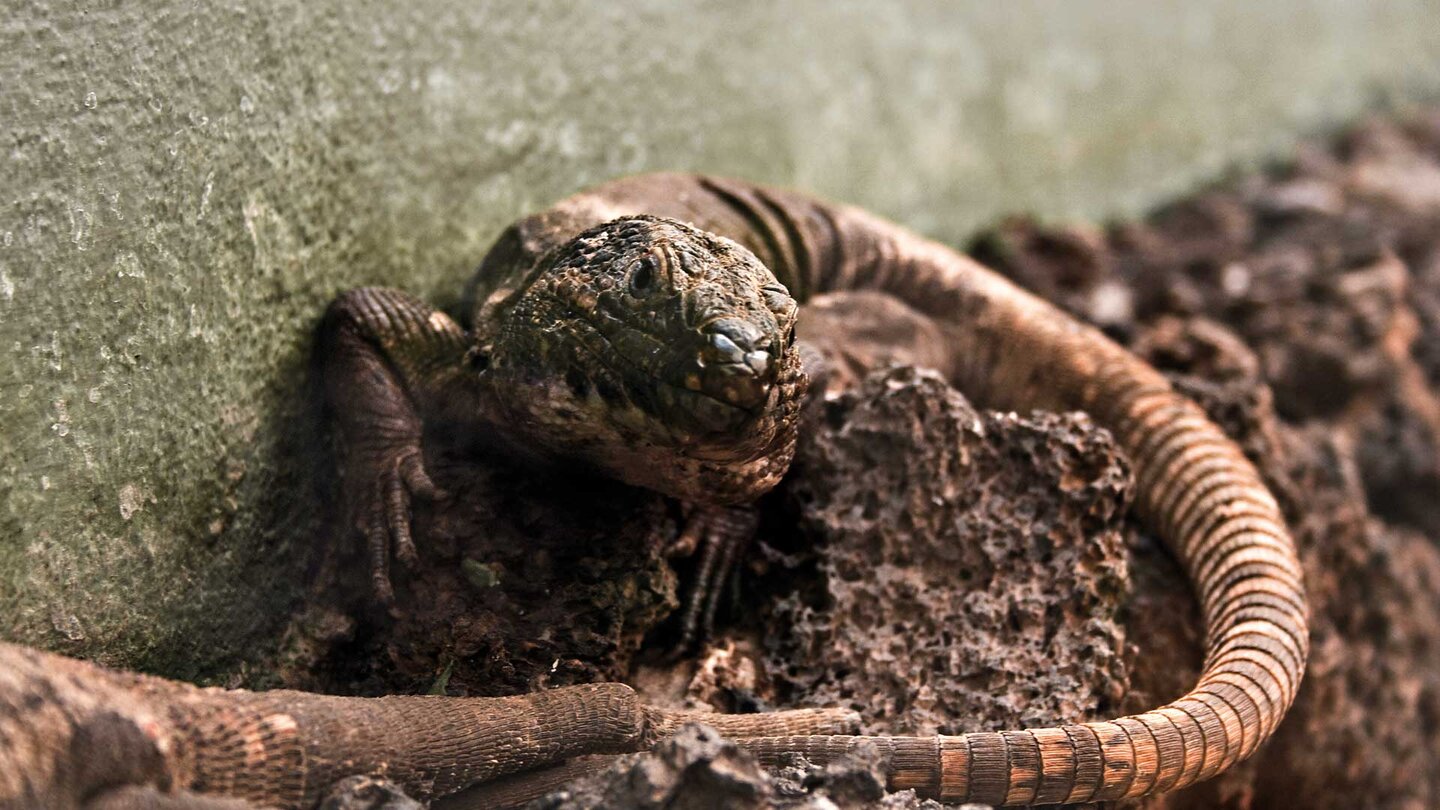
<box><xmin>765</xmin><ymin>365</ymin><xmax>1133</xmax><ymax>736</ymax></box>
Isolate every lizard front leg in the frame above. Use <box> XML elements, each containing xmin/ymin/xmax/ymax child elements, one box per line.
<box><xmin>667</xmin><ymin>504</ymin><xmax>760</xmax><ymax>653</ymax></box>
<box><xmin>318</xmin><ymin>288</ymin><xmax>473</xmax><ymax>606</ymax></box>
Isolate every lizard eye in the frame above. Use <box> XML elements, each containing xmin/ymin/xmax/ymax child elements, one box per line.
<box><xmin>762</xmin><ymin>282</ymin><xmax>796</xmax><ymax>318</ymax></box>
<box><xmin>628</xmin><ymin>255</ymin><xmax>659</xmax><ymax>297</ymax></box>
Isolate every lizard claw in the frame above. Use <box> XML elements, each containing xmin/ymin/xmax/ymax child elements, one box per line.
<box><xmin>352</xmin><ymin>447</ymin><xmax>447</xmax><ymax>609</ymax></box>
<box><xmin>670</xmin><ymin>505</ymin><xmax>759</xmax><ymax>655</ymax></box>
<box><xmin>400</xmin><ymin>451</ymin><xmax>445</xmax><ymax>501</ymax></box>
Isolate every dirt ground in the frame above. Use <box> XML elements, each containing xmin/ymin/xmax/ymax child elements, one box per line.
<box><xmin>285</xmin><ymin>110</ymin><xmax>1440</xmax><ymax>808</ymax></box>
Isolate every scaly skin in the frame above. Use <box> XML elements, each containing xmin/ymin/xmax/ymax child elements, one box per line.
<box><xmin>3</xmin><ymin>174</ymin><xmax>1307</xmax><ymax>807</ymax></box>
<box><xmin>0</xmin><ymin>642</ymin><xmax>856</xmax><ymax>809</ymax></box>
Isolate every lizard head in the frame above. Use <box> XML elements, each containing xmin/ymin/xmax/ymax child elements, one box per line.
<box><xmin>483</xmin><ymin>215</ymin><xmax>806</xmax><ymax>503</ymax></box>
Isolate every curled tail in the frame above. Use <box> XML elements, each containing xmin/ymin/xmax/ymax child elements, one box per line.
<box><xmin>565</xmin><ymin>175</ymin><xmax>1307</xmax><ymax>804</ymax></box>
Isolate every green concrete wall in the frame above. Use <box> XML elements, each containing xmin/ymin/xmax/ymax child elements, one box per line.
<box><xmin>4</xmin><ymin>0</ymin><xmax>1439</xmax><ymax>678</ymax></box>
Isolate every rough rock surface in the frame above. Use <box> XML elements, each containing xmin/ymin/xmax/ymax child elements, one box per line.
<box><xmin>763</xmin><ymin>367</ymin><xmax>1133</xmax><ymax>736</ymax></box>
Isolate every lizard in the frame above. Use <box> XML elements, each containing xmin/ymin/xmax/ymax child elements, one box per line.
<box><xmin>0</xmin><ymin>173</ymin><xmax>1308</xmax><ymax>808</ymax></box>
<box><xmin>317</xmin><ymin>172</ymin><xmax>1308</xmax><ymax>805</ymax></box>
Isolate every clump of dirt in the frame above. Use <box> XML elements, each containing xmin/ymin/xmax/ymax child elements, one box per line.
<box><xmin>320</xmin><ymin>775</ymin><xmax>423</xmax><ymax>810</ymax></box>
<box><xmin>282</xmin><ymin>454</ymin><xmax>680</xmax><ymax>697</ymax></box>
<box><xmin>507</xmin><ymin>723</ymin><xmax>946</xmax><ymax>810</ymax></box>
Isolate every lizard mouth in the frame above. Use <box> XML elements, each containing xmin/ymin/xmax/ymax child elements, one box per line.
<box><xmin>555</xmin><ymin>329</ymin><xmax>760</xmax><ymax>450</ymax></box>
<box><xmin>568</xmin><ymin>314</ymin><xmax>787</xmax><ymax>443</ymax></box>
<box><xmin>656</xmin><ymin>375</ymin><xmax>769</xmax><ymax>441</ymax></box>
<box><xmin>659</xmin><ymin>337</ymin><xmax>805</xmax><ymax>464</ymax></box>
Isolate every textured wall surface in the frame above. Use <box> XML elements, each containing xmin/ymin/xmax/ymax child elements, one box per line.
<box><xmin>3</xmin><ymin>0</ymin><xmax>1439</xmax><ymax>678</ymax></box>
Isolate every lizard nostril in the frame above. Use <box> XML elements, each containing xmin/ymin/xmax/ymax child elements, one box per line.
<box><xmin>707</xmin><ymin>332</ymin><xmax>747</xmax><ymax>365</ymax></box>
<box><xmin>703</xmin><ymin>317</ymin><xmax>766</xmax><ymax>353</ymax></box>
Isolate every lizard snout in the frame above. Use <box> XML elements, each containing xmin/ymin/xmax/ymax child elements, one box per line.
<box><xmin>693</xmin><ymin>317</ymin><xmax>778</xmax><ymax>410</ymax></box>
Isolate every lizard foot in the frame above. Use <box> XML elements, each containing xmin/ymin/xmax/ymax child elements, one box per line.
<box><xmin>667</xmin><ymin>504</ymin><xmax>760</xmax><ymax>655</ymax></box>
<box><xmin>349</xmin><ymin>445</ymin><xmax>448</xmax><ymax>611</ymax></box>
